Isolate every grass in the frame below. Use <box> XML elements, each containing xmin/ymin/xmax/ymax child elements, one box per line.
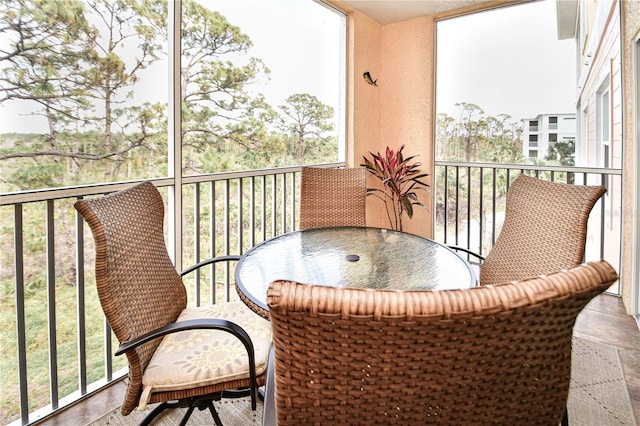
<box><xmin>0</xmin><ymin>274</ymin><xmax>127</xmax><ymax>424</ymax></box>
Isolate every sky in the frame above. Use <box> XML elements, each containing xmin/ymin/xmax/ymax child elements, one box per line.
<box><xmin>221</xmin><ymin>0</ymin><xmax>575</xmax><ymax>126</ymax></box>
<box><xmin>208</xmin><ymin>0</ymin><xmax>346</xmax><ymax>157</ymax></box>
<box><xmin>436</xmin><ymin>0</ymin><xmax>576</xmax><ymax>123</ymax></box>
<box><xmin>0</xmin><ymin>0</ymin><xmax>345</xmax><ymax>134</ymax></box>
<box><xmin>210</xmin><ymin>0</ymin><xmax>344</xmax><ymax>112</ymax></box>
<box><xmin>0</xmin><ymin>0</ymin><xmax>573</xmax><ymax>133</ymax></box>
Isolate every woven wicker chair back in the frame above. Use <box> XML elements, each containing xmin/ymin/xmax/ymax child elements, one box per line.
<box><xmin>480</xmin><ymin>174</ymin><xmax>606</xmax><ymax>285</ymax></box>
<box><xmin>299</xmin><ymin>167</ymin><xmax>367</xmax><ymax>229</ymax></box>
<box><xmin>74</xmin><ymin>181</ymin><xmax>186</xmax><ymax>414</ymax></box>
<box><xmin>267</xmin><ymin>260</ymin><xmax>617</xmax><ymax>425</ymax></box>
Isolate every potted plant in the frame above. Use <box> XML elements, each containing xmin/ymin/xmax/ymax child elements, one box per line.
<box><xmin>361</xmin><ymin>145</ymin><xmax>430</xmax><ymax>232</ymax></box>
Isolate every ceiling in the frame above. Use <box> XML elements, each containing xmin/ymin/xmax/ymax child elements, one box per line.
<box><xmin>338</xmin><ymin>0</ymin><xmax>497</xmax><ymax>25</ymax></box>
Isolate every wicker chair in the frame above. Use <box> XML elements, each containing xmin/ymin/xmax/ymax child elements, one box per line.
<box><xmin>264</xmin><ymin>260</ymin><xmax>618</xmax><ymax>426</ymax></box>
<box><xmin>74</xmin><ymin>181</ymin><xmax>271</xmax><ymax>426</ymax></box>
<box><xmin>299</xmin><ymin>166</ymin><xmax>367</xmax><ymax>229</ymax></box>
<box><xmin>451</xmin><ymin>174</ymin><xmax>606</xmax><ymax>285</ymax></box>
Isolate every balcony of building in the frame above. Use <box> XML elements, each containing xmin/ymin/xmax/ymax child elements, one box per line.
<box><xmin>2</xmin><ymin>0</ymin><xmax>640</xmax><ymax>424</ymax></box>
<box><xmin>2</xmin><ymin>161</ymin><xmax>636</xmax><ymax>425</ymax></box>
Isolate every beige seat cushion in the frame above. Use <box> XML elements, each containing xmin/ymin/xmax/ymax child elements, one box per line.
<box><xmin>138</xmin><ymin>300</ymin><xmax>272</xmax><ymax>409</ymax></box>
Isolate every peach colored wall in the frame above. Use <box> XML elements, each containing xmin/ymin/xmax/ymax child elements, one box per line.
<box><xmin>347</xmin><ymin>12</ymin><xmax>380</xmax><ymax>166</ymax></box>
<box><xmin>348</xmin><ymin>10</ymin><xmax>380</xmax><ymax>169</ymax></box>
<box><xmin>337</xmin><ymin>4</ymin><xmax>436</xmax><ymax>237</ymax></box>
<box><xmin>347</xmin><ymin>12</ymin><xmax>390</xmax><ymax>231</ymax></box>
<box><xmin>378</xmin><ymin>17</ymin><xmax>435</xmax><ymax>237</ymax></box>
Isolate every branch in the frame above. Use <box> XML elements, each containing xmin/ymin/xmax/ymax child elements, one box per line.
<box><xmin>0</xmin><ymin>140</ymin><xmax>145</xmax><ymax>161</ymax></box>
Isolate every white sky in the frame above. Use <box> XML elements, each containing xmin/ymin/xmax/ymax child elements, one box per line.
<box><xmin>0</xmin><ymin>0</ymin><xmax>573</xmax><ymax>133</ymax></box>
<box><xmin>0</xmin><ymin>0</ymin><xmax>344</xmax><ymax>134</ymax></box>
<box><xmin>436</xmin><ymin>0</ymin><xmax>576</xmax><ymax>123</ymax></box>
<box><xmin>209</xmin><ymin>0</ymin><xmax>344</xmax><ymax>111</ymax></box>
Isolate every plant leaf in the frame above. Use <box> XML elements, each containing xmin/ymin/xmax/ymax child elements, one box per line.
<box><xmin>360</xmin><ymin>145</ymin><xmax>430</xmax><ymax>229</ymax></box>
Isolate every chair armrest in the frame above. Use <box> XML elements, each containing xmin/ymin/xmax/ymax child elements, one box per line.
<box><xmin>116</xmin><ymin>316</ymin><xmax>260</xmax><ymax>409</ymax></box>
<box><xmin>115</xmin><ymin>318</ymin><xmax>253</xmax><ymax>356</ymax></box>
<box><xmin>180</xmin><ymin>255</ymin><xmax>241</xmax><ymax>277</ymax></box>
<box><xmin>447</xmin><ymin>245</ymin><xmax>485</xmax><ymax>264</ymax></box>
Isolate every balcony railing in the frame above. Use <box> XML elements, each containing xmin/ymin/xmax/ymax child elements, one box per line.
<box><xmin>434</xmin><ymin>161</ymin><xmax>622</xmax><ymax>294</ymax></box>
<box><xmin>1</xmin><ymin>163</ymin><xmax>340</xmax><ymax>425</ymax></box>
<box><xmin>1</xmin><ymin>162</ymin><xmax>622</xmax><ymax>425</ymax></box>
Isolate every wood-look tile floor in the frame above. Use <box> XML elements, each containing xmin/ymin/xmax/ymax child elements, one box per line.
<box><xmin>36</xmin><ymin>294</ymin><xmax>640</xmax><ymax>426</ymax></box>
<box><xmin>572</xmin><ymin>294</ymin><xmax>640</xmax><ymax>423</ymax></box>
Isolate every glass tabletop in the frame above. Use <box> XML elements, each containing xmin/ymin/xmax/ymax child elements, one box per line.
<box><xmin>236</xmin><ymin>226</ymin><xmax>476</xmax><ymax>315</ymax></box>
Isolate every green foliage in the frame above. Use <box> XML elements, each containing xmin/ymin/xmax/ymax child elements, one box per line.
<box><xmin>361</xmin><ymin>145</ymin><xmax>430</xmax><ymax>231</ymax></box>
<box><xmin>10</xmin><ymin>163</ymin><xmax>64</xmax><ymax>190</ymax></box>
<box><xmin>436</xmin><ymin>105</ymin><xmax>523</xmax><ymax>164</ymax></box>
<box><xmin>278</xmin><ymin>93</ymin><xmax>335</xmax><ymax>164</ymax></box>
<box><xmin>546</xmin><ymin>139</ymin><xmax>575</xmax><ymax>166</ymax></box>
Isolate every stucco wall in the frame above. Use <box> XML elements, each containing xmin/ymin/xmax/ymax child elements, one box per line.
<box><xmin>347</xmin><ymin>10</ymin><xmax>380</xmax><ymax>169</ymax></box>
<box><xmin>378</xmin><ymin>17</ymin><xmax>435</xmax><ymax>237</ymax></box>
<box><xmin>336</xmin><ymin>3</ymin><xmax>436</xmax><ymax>237</ymax></box>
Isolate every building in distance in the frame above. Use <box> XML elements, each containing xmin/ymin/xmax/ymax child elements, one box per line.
<box><xmin>521</xmin><ymin>113</ymin><xmax>576</xmax><ymax>162</ymax></box>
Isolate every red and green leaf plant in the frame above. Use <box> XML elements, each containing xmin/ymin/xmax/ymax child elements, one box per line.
<box><xmin>361</xmin><ymin>145</ymin><xmax>430</xmax><ymax>231</ymax></box>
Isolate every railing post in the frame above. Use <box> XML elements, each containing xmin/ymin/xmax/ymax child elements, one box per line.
<box><xmin>14</xmin><ymin>203</ymin><xmax>29</xmax><ymax>424</ymax></box>
<box><xmin>455</xmin><ymin>166</ymin><xmax>460</xmax><ymax>246</ymax></box>
<box><xmin>75</xmin><ymin>203</ymin><xmax>87</xmax><ymax>396</ymax></box>
<box><xmin>443</xmin><ymin>165</ymin><xmax>448</xmax><ymax>243</ymax></box>
<box><xmin>479</xmin><ymin>167</ymin><xmax>484</xmax><ymax>256</ymax></box>
<box><xmin>210</xmin><ymin>182</ymin><xmax>217</xmax><ymax>304</ymax></box>
<box><xmin>466</xmin><ymin>167</ymin><xmax>471</xmax><ymax>251</ymax></box>
<box><xmin>491</xmin><ymin>167</ymin><xmax>497</xmax><ymax>245</ymax></box>
<box><xmin>238</xmin><ymin>178</ymin><xmax>244</xmax><ymax>254</ymax></box>
<box><xmin>261</xmin><ymin>176</ymin><xmax>267</xmax><ymax>242</ymax></box>
<box><xmin>46</xmin><ymin>200</ymin><xmax>59</xmax><ymax>409</ymax></box>
<box><xmin>601</xmin><ymin>173</ymin><xmax>606</xmax><ymax>260</ymax></box>
<box><xmin>250</xmin><ymin>177</ymin><xmax>256</xmax><ymax>248</ymax></box>
<box><xmin>194</xmin><ymin>182</ymin><xmax>201</xmax><ymax>307</ymax></box>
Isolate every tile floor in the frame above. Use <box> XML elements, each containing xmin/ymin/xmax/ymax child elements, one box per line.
<box><xmin>572</xmin><ymin>294</ymin><xmax>640</xmax><ymax>422</ymax></box>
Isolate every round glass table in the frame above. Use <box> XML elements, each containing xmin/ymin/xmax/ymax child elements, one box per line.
<box><xmin>235</xmin><ymin>226</ymin><xmax>477</xmax><ymax>318</ymax></box>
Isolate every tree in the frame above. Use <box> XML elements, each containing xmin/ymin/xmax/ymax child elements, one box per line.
<box><xmin>435</xmin><ymin>102</ymin><xmax>524</xmax><ymax>250</ymax></box>
<box><xmin>179</xmin><ymin>0</ymin><xmax>276</xmax><ymax>173</ymax></box>
<box><xmin>0</xmin><ymin>0</ymin><xmax>95</xmax><ymax>165</ymax></box>
<box><xmin>1</xmin><ymin>0</ymin><xmax>335</xmax><ymax>188</ymax></box>
<box><xmin>455</xmin><ymin>102</ymin><xmax>484</xmax><ymax>162</ymax></box>
<box><xmin>0</xmin><ymin>0</ymin><xmax>168</xmax><ymax>185</ymax></box>
<box><xmin>478</xmin><ymin>113</ymin><xmax>523</xmax><ymax>163</ymax></box>
<box><xmin>546</xmin><ymin>138</ymin><xmax>575</xmax><ymax>166</ymax></box>
<box><xmin>278</xmin><ymin>93</ymin><xmax>335</xmax><ymax>164</ymax></box>
<box><xmin>436</xmin><ymin>105</ymin><xmax>522</xmax><ymax>164</ymax></box>
<box><xmin>435</xmin><ymin>112</ymin><xmax>456</xmax><ymax>159</ymax></box>
<box><xmin>80</xmin><ymin>0</ymin><xmax>167</xmax><ymax>178</ymax></box>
